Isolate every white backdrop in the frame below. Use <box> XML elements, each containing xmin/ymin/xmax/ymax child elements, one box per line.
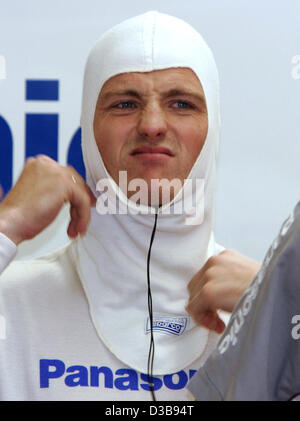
<box><xmin>0</xmin><ymin>0</ymin><xmax>299</xmax><ymax>262</ymax></box>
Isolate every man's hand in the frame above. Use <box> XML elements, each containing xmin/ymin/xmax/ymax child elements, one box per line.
<box><xmin>186</xmin><ymin>249</ymin><xmax>261</xmax><ymax>334</ymax></box>
<box><xmin>0</xmin><ymin>155</ymin><xmax>96</xmax><ymax>245</ymax></box>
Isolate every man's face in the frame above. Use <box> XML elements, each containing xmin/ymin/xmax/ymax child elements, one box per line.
<box><xmin>93</xmin><ymin>67</ymin><xmax>208</xmax><ymax>205</ymax></box>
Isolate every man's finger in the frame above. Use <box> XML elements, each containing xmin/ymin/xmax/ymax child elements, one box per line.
<box><xmin>187</xmin><ymin>264</ymin><xmax>207</xmax><ymax>296</ymax></box>
<box><xmin>68</xmin><ymin>205</ymin><xmax>78</xmax><ymax>238</ymax></box>
<box><xmin>67</xmin><ymin>218</ymin><xmax>78</xmax><ymax>238</ymax></box>
<box><xmin>68</xmin><ymin>168</ymin><xmax>97</xmax><ymax>208</ymax></box>
<box><xmin>85</xmin><ymin>185</ymin><xmax>97</xmax><ymax>207</ymax></box>
<box><xmin>187</xmin><ymin>280</ymin><xmax>238</xmax><ymax>322</ymax></box>
<box><xmin>68</xmin><ymin>184</ymin><xmax>91</xmax><ymax>235</ymax></box>
<box><xmin>201</xmin><ymin>311</ymin><xmax>226</xmax><ymax>334</ymax></box>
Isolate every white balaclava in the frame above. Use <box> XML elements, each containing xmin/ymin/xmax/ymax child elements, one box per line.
<box><xmin>71</xmin><ymin>11</ymin><xmax>223</xmax><ymax>375</ymax></box>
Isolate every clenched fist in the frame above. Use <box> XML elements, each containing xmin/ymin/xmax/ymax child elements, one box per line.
<box><xmin>186</xmin><ymin>249</ymin><xmax>261</xmax><ymax>334</ymax></box>
<box><xmin>0</xmin><ymin>156</ymin><xmax>96</xmax><ymax>245</ymax></box>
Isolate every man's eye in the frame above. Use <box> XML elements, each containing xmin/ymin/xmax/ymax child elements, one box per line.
<box><xmin>114</xmin><ymin>101</ymin><xmax>136</xmax><ymax>109</ymax></box>
<box><xmin>172</xmin><ymin>101</ymin><xmax>193</xmax><ymax>109</ymax></box>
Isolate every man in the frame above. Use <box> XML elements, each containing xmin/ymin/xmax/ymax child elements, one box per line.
<box><xmin>0</xmin><ymin>12</ymin><xmax>259</xmax><ymax>400</ymax></box>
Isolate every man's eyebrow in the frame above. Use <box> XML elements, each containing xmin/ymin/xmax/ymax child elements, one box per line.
<box><xmin>100</xmin><ymin>89</ymin><xmax>141</xmax><ymax>102</ymax></box>
<box><xmin>99</xmin><ymin>88</ymin><xmax>206</xmax><ymax>107</ymax></box>
<box><xmin>162</xmin><ymin>89</ymin><xmax>206</xmax><ymax>106</ymax></box>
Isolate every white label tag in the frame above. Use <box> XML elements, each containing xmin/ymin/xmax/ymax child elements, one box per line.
<box><xmin>145</xmin><ymin>314</ymin><xmax>189</xmax><ymax>336</ymax></box>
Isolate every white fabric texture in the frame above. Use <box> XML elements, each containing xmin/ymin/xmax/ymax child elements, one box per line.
<box><xmin>0</xmin><ymin>243</ymin><xmax>220</xmax><ymax>400</ymax></box>
<box><xmin>0</xmin><ymin>232</ymin><xmax>17</xmax><ymax>274</ymax></box>
<box><xmin>71</xmin><ymin>11</ymin><xmax>223</xmax><ymax>375</ymax></box>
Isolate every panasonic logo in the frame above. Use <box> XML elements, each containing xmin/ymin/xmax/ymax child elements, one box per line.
<box><xmin>39</xmin><ymin>359</ymin><xmax>197</xmax><ymax>390</ymax></box>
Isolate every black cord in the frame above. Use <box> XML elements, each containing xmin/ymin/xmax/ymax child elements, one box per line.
<box><xmin>147</xmin><ymin>210</ymin><xmax>158</xmax><ymax>402</ymax></box>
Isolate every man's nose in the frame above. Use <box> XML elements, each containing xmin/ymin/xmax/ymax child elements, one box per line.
<box><xmin>137</xmin><ymin>105</ymin><xmax>168</xmax><ymax>142</ymax></box>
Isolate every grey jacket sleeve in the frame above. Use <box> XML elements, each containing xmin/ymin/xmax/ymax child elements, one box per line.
<box><xmin>187</xmin><ymin>201</ymin><xmax>300</xmax><ymax>401</ymax></box>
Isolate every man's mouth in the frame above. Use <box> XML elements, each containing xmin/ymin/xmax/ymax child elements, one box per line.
<box><xmin>130</xmin><ymin>146</ymin><xmax>174</xmax><ymax>156</ymax></box>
